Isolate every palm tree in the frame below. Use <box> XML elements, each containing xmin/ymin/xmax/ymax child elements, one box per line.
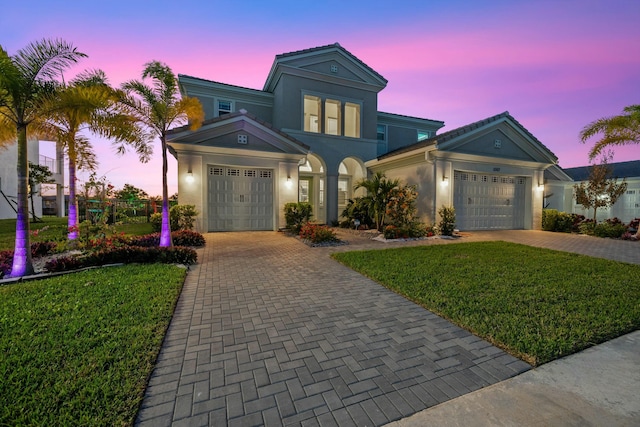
<box><xmin>580</xmin><ymin>105</ymin><xmax>640</xmax><ymax>160</ymax></box>
<box><xmin>354</xmin><ymin>172</ymin><xmax>400</xmax><ymax>231</ymax></box>
<box><xmin>40</xmin><ymin>70</ymin><xmax>150</xmax><ymax>241</ymax></box>
<box><xmin>120</xmin><ymin>61</ymin><xmax>203</xmax><ymax>247</ymax></box>
<box><xmin>0</xmin><ymin>39</ymin><xmax>85</xmax><ymax>277</ymax></box>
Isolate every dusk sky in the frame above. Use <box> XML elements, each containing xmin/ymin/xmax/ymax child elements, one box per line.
<box><xmin>3</xmin><ymin>0</ymin><xmax>639</xmax><ymax>197</ymax></box>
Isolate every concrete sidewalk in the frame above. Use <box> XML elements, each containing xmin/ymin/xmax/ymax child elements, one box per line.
<box><xmin>385</xmin><ymin>330</ymin><xmax>640</xmax><ymax>426</ymax></box>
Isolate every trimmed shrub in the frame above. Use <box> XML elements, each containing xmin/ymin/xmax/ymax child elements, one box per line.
<box><xmin>437</xmin><ymin>205</ymin><xmax>456</xmax><ymax>236</ymax></box>
<box><xmin>284</xmin><ymin>202</ymin><xmax>313</xmax><ymax>233</ymax></box>
<box><xmin>593</xmin><ymin>222</ymin><xmax>627</xmax><ymax>238</ymax></box>
<box><xmin>129</xmin><ymin>230</ymin><xmax>205</xmax><ymax>247</ymax></box>
<box><xmin>383</xmin><ymin>223</ymin><xmax>429</xmax><ymax>239</ymax></box>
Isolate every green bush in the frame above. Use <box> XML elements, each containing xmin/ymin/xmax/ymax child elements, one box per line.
<box><xmin>284</xmin><ymin>202</ymin><xmax>313</xmax><ymax>233</ymax></box>
<box><xmin>542</xmin><ymin>209</ymin><xmax>584</xmax><ymax>233</ymax></box>
<box><xmin>437</xmin><ymin>205</ymin><xmax>456</xmax><ymax>236</ymax></box>
<box><xmin>150</xmin><ymin>204</ymin><xmax>198</xmax><ymax>232</ymax></box>
<box><xmin>593</xmin><ymin>222</ymin><xmax>627</xmax><ymax>238</ymax></box>
<box><xmin>383</xmin><ymin>223</ymin><xmax>429</xmax><ymax>239</ymax></box>
<box><xmin>340</xmin><ymin>198</ymin><xmax>374</xmax><ymax>228</ymax></box>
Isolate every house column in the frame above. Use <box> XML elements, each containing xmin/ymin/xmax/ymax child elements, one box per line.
<box><xmin>326</xmin><ymin>173</ymin><xmax>339</xmax><ymax>225</ymax></box>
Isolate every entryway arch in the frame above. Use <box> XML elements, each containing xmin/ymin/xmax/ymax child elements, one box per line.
<box><xmin>298</xmin><ymin>153</ymin><xmax>327</xmax><ymax>224</ymax></box>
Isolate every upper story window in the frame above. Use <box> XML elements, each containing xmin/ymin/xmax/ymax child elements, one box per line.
<box><xmin>377</xmin><ymin>124</ymin><xmax>387</xmax><ymax>141</ymax></box>
<box><xmin>325</xmin><ymin>99</ymin><xmax>341</xmax><ymax>135</ymax></box>
<box><xmin>344</xmin><ymin>103</ymin><xmax>360</xmax><ymax>138</ymax></box>
<box><xmin>303</xmin><ymin>93</ymin><xmax>361</xmax><ymax>138</ymax></box>
<box><xmin>417</xmin><ymin>130</ymin><xmax>432</xmax><ymax>141</ymax></box>
<box><xmin>304</xmin><ymin>95</ymin><xmax>321</xmax><ymax>133</ymax></box>
<box><xmin>217</xmin><ymin>99</ymin><xmax>233</xmax><ymax>117</ymax></box>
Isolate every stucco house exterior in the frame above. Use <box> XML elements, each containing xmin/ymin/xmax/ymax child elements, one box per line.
<box><xmin>545</xmin><ymin>160</ymin><xmax>640</xmax><ymax>223</ymax></box>
<box><xmin>167</xmin><ymin>43</ymin><xmax>558</xmax><ymax>232</ymax></box>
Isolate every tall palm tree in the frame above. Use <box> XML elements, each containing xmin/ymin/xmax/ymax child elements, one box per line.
<box><xmin>120</xmin><ymin>61</ymin><xmax>203</xmax><ymax>247</ymax></box>
<box><xmin>0</xmin><ymin>39</ymin><xmax>85</xmax><ymax>277</ymax></box>
<box><xmin>40</xmin><ymin>70</ymin><xmax>150</xmax><ymax>241</ymax></box>
<box><xmin>354</xmin><ymin>172</ymin><xmax>400</xmax><ymax>231</ymax></box>
<box><xmin>580</xmin><ymin>105</ymin><xmax>640</xmax><ymax>160</ymax></box>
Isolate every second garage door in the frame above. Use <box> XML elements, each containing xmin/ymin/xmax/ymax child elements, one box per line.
<box><xmin>453</xmin><ymin>171</ymin><xmax>525</xmax><ymax>230</ymax></box>
<box><xmin>207</xmin><ymin>165</ymin><xmax>273</xmax><ymax>231</ymax></box>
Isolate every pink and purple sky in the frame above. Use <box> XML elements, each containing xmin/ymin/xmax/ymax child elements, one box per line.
<box><xmin>3</xmin><ymin>0</ymin><xmax>639</xmax><ymax>197</ymax></box>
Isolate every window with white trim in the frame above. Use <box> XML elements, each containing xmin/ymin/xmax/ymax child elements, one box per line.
<box><xmin>302</xmin><ymin>93</ymin><xmax>362</xmax><ymax>138</ymax></box>
<box><xmin>344</xmin><ymin>102</ymin><xmax>360</xmax><ymax>138</ymax></box>
<box><xmin>304</xmin><ymin>95</ymin><xmax>321</xmax><ymax>133</ymax></box>
<box><xmin>217</xmin><ymin>99</ymin><xmax>232</xmax><ymax>116</ymax></box>
<box><xmin>325</xmin><ymin>99</ymin><xmax>341</xmax><ymax>135</ymax></box>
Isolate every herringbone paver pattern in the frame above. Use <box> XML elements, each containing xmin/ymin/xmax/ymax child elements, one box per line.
<box><xmin>136</xmin><ymin>231</ymin><xmax>538</xmax><ymax>426</ymax></box>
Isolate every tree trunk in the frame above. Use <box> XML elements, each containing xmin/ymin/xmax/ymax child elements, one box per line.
<box><xmin>159</xmin><ymin>136</ymin><xmax>172</xmax><ymax>247</ymax></box>
<box><xmin>10</xmin><ymin>124</ymin><xmax>34</xmax><ymax>277</ymax></box>
<box><xmin>68</xmin><ymin>153</ymin><xmax>79</xmax><ymax>240</ymax></box>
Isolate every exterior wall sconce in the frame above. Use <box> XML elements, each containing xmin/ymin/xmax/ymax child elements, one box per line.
<box><xmin>441</xmin><ymin>176</ymin><xmax>449</xmax><ymax>186</ymax></box>
<box><xmin>285</xmin><ymin>175</ymin><xmax>293</xmax><ymax>189</ymax></box>
<box><xmin>537</xmin><ymin>182</ymin><xmax>544</xmax><ymax>192</ymax></box>
<box><xmin>186</xmin><ymin>170</ymin><xmax>194</xmax><ymax>184</ymax></box>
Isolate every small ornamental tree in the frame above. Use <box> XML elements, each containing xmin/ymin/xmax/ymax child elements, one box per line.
<box><xmin>28</xmin><ymin>161</ymin><xmax>54</xmax><ymax>222</ymax></box>
<box><xmin>573</xmin><ymin>155</ymin><xmax>627</xmax><ymax>224</ymax></box>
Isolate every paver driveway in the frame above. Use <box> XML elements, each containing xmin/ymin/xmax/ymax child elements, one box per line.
<box><xmin>136</xmin><ymin>231</ymin><xmax>532</xmax><ymax>426</ymax></box>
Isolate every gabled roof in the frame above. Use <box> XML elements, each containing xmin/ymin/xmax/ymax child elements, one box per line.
<box><xmin>378</xmin><ymin>111</ymin><xmax>557</xmax><ymax>162</ymax></box>
<box><xmin>561</xmin><ymin>160</ymin><xmax>640</xmax><ymax>181</ymax></box>
<box><xmin>167</xmin><ymin>109</ymin><xmax>309</xmax><ymax>151</ymax></box>
<box><xmin>263</xmin><ymin>42</ymin><xmax>387</xmax><ymax>92</ymax></box>
<box><xmin>274</xmin><ymin>43</ymin><xmax>387</xmax><ymax>84</ymax></box>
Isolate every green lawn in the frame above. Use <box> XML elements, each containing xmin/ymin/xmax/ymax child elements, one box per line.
<box><xmin>332</xmin><ymin>241</ymin><xmax>640</xmax><ymax>366</ymax></box>
<box><xmin>0</xmin><ymin>264</ymin><xmax>186</xmax><ymax>426</ymax></box>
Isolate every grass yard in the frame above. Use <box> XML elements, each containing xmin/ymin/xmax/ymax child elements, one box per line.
<box><xmin>332</xmin><ymin>241</ymin><xmax>640</xmax><ymax>366</ymax></box>
<box><xmin>0</xmin><ymin>264</ymin><xmax>186</xmax><ymax>426</ymax></box>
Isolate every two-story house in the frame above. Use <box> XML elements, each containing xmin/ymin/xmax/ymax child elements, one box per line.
<box><xmin>167</xmin><ymin>43</ymin><xmax>558</xmax><ymax>232</ymax></box>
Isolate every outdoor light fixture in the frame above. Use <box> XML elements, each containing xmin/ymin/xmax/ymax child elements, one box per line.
<box><xmin>441</xmin><ymin>175</ymin><xmax>449</xmax><ymax>186</ymax></box>
<box><xmin>537</xmin><ymin>182</ymin><xmax>544</xmax><ymax>192</ymax></box>
<box><xmin>285</xmin><ymin>175</ymin><xmax>293</xmax><ymax>189</ymax></box>
<box><xmin>186</xmin><ymin>169</ymin><xmax>194</xmax><ymax>184</ymax></box>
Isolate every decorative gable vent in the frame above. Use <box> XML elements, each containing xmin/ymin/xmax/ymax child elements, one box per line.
<box><xmin>330</xmin><ymin>64</ymin><xmax>338</xmax><ymax>73</ymax></box>
<box><xmin>494</xmin><ymin>139</ymin><xmax>502</xmax><ymax>149</ymax></box>
<box><xmin>237</xmin><ymin>134</ymin><xmax>248</xmax><ymax>144</ymax></box>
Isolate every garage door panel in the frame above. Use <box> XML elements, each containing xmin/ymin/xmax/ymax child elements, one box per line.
<box><xmin>207</xmin><ymin>166</ymin><xmax>273</xmax><ymax>231</ymax></box>
<box><xmin>454</xmin><ymin>172</ymin><xmax>525</xmax><ymax>231</ymax></box>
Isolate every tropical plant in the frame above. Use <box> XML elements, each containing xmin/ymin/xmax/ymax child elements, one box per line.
<box><xmin>573</xmin><ymin>155</ymin><xmax>627</xmax><ymax>224</ymax></box>
<box><xmin>119</xmin><ymin>61</ymin><xmax>204</xmax><ymax>247</ymax></box>
<box><xmin>340</xmin><ymin>197</ymin><xmax>374</xmax><ymax>229</ymax></box>
<box><xmin>39</xmin><ymin>69</ymin><xmax>149</xmax><ymax>241</ymax></box>
<box><xmin>0</xmin><ymin>38</ymin><xmax>85</xmax><ymax>277</ymax></box>
<box><xmin>580</xmin><ymin>105</ymin><xmax>640</xmax><ymax>160</ymax></box>
<box><xmin>27</xmin><ymin>161</ymin><xmax>54</xmax><ymax>222</ymax></box>
<box><xmin>150</xmin><ymin>204</ymin><xmax>199</xmax><ymax>232</ymax></box>
<box><xmin>354</xmin><ymin>172</ymin><xmax>400</xmax><ymax>231</ymax></box>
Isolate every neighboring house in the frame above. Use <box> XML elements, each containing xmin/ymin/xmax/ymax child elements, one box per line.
<box><xmin>545</xmin><ymin>160</ymin><xmax>640</xmax><ymax>223</ymax></box>
<box><xmin>168</xmin><ymin>43</ymin><xmax>558</xmax><ymax>232</ymax></box>
<box><xmin>0</xmin><ymin>139</ymin><xmax>65</xmax><ymax>220</ymax></box>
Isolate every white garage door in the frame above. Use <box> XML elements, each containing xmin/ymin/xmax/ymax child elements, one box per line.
<box><xmin>207</xmin><ymin>166</ymin><xmax>273</xmax><ymax>231</ymax></box>
<box><xmin>453</xmin><ymin>172</ymin><xmax>525</xmax><ymax>230</ymax></box>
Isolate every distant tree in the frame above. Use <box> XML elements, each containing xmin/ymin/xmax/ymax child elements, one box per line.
<box><xmin>28</xmin><ymin>161</ymin><xmax>54</xmax><ymax>222</ymax></box>
<box><xmin>114</xmin><ymin>183</ymin><xmax>149</xmax><ymax>201</ymax></box>
<box><xmin>0</xmin><ymin>38</ymin><xmax>85</xmax><ymax>277</ymax></box>
<box><xmin>119</xmin><ymin>61</ymin><xmax>204</xmax><ymax>247</ymax></box>
<box><xmin>354</xmin><ymin>172</ymin><xmax>400</xmax><ymax>231</ymax></box>
<box><xmin>39</xmin><ymin>69</ymin><xmax>149</xmax><ymax>241</ymax></box>
<box><xmin>580</xmin><ymin>105</ymin><xmax>640</xmax><ymax>160</ymax></box>
<box><xmin>573</xmin><ymin>155</ymin><xmax>627</xmax><ymax>223</ymax></box>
